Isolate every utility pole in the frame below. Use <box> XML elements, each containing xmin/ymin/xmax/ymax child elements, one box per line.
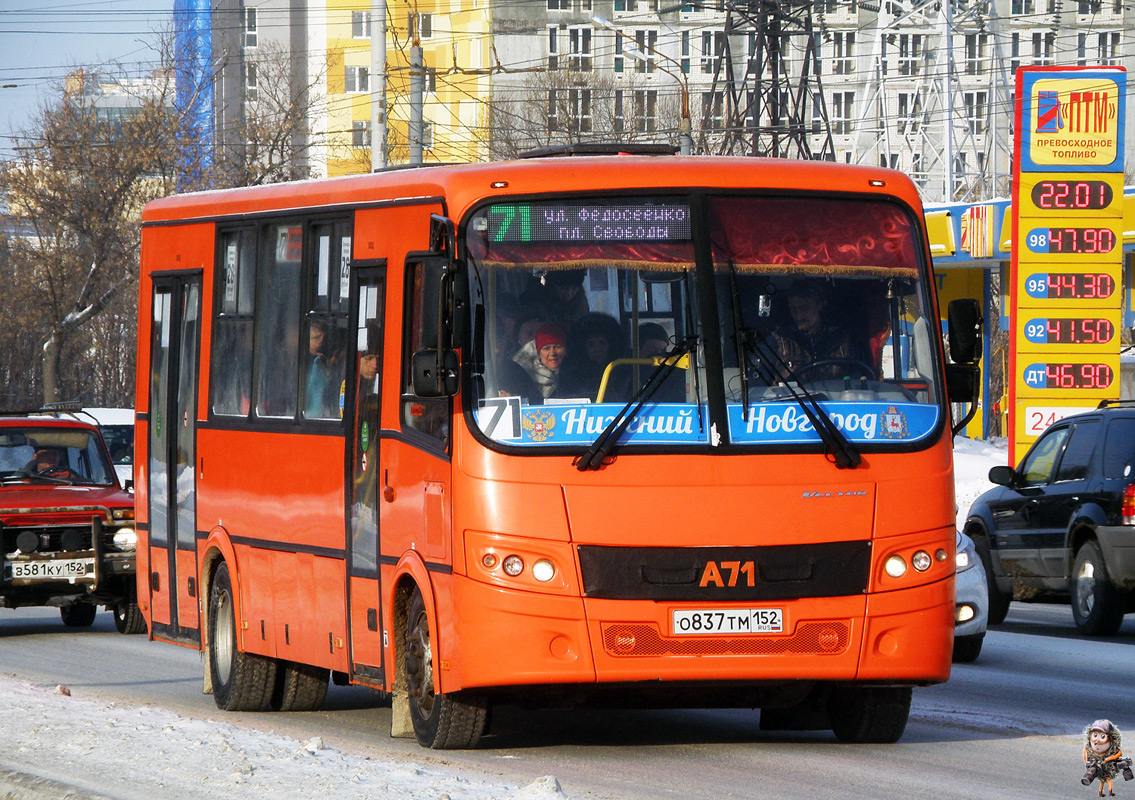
<box><xmin>409</xmin><ymin>10</ymin><xmax>424</xmax><ymax>165</ymax></box>
<box><xmin>370</xmin><ymin>0</ymin><xmax>386</xmax><ymax>170</ymax></box>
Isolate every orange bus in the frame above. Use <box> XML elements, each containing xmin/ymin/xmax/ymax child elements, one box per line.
<box><xmin>135</xmin><ymin>151</ymin><xmax>981</xmax><ymax>748</ymax></box>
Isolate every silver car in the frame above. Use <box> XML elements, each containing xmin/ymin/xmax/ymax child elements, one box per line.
<box><xmin>953</xmin><ymin>529</ymin><xmax>988</xmax><ymax>662</ymax></box>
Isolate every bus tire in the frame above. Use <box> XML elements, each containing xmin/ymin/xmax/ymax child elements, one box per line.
<box><xmin>404</xmin><ymin>588</ymin><xmax>488</xmax><ymax>749</ymax></box>
<box><xmin>60</xmin><ymin>603</ymin><xmax>97</xmax><ymax>627</ymax></box>
<box><xmin>1071</xmin><ymin>541</ymin><xmax>1126</xmax><ymax>636</ymax></box>
<box><xmin>113</xmin><ymin>600</ymin><xmax>147</xmax><ymax>634</ymax></box>
<box><xmin>272</xmin><ymin>661</ymin><xmax>329</xmax><ymax>712</ymax></box>
<box><xmin>828</xmin><ymin>686</ymin><xmax>911</xmax><ymax>744</ymax></box>
<box><xmin>209</xmin><ymin>562</ymin><xmax>277</xmax><ymax>711</ymax></box>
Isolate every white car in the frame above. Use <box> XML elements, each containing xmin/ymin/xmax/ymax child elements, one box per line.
<box><xmin>953</xmin><ymin>529</ymin><xmax>988</xmax><ymax>662</ymax></box>
<box><xmin>84</xmin><ymin>408</ymin><xmax>134</xmax><ymax>489</ymax></box>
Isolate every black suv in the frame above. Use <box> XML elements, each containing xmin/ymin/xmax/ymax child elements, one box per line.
<box><xmin>964</xmin><ymin>401</ymin><xmax>1135</xmax><ymax>635</ymax></box>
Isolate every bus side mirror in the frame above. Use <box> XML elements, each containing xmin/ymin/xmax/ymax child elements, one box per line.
<box><xmin>948</xmin><ymin>299</ymin><xmax>982</xmax><ymax>365</ymax></box>
<box><xmin>945</xmin><ymin>363</ymin><xmax>979</xmax><ymax>404</ymax></box>
<box><xmin>412</xmin><ymin>349</ymin><xmax>459</xmax><ymax>398</ymax></box>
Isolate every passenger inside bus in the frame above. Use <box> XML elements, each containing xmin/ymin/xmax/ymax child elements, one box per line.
<box><xmin>637</xmin><ymin>322</ymin><xmax>685</xmax><ymax>403</ymax></box>
<box><xmin>767</xmin><ymin>278</ymin><xmax>872</xmax><ymax>381</ymax></box>
<box><xmin>506</xmin><ymin>323</ymin><xmax>569</xmax><ymax>401</ymax></box>
<box><xmin>560</xmin><ymin>313</ymin><xmax>630</xmax><ymax>402</ymax></box>
<box><xmin>521</xmin><ymin>269</ymin><xmax>589</xmax><ymax>323</ymax></box>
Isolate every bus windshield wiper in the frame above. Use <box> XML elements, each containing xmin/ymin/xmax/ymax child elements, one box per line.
<box><xmin>741</xmin><ymin>330</ymin><xmax>862</xmax><ymax>470</ymax></box>
<box><xmin>574</xmin><ymin>336</ymin><xmax>698</xmax><ymax>472</ymax></box>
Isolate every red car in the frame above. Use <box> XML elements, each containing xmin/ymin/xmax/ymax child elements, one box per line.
<box><xmin>0</xmin><ymin>409</ymin><xmax>142</xmax><ymax>633</ymax></box>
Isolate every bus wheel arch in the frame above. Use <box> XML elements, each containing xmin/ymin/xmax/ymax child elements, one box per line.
<box><xmin>397</xmin><ymin>582</ymin><xmax>488</xmax><ymax>749</ymax></box>
<box><xmin>205</xmin><ymin>557</ymin><xmax>277</xmax><ymax>711</ymax></box>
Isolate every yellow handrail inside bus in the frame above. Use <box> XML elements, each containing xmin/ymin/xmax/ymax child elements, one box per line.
<box><xmin>596</xmin><ymin>354</ymin><xmax>690</xmax><ymax>403</ymax></box>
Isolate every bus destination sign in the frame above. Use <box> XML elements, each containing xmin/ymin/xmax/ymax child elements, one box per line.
<box><xmin>487</xmin><ymin>202</ymin><xmax>692</xmax><ymax>243</ymax></box>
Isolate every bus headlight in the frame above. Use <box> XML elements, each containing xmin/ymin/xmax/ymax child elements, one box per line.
<box><xmin>911</xmin><ymin>550</ymin><xmax>932</xmax><ymax>572</ymax></box>
<box><xmin>531</xmin><ymin>559</ymin><xmax>556</xmax><ymax>582</ymax></box>
<box><xmin>112</xmin><ymin>528</ymin><xmax>137</xmax><ymax>550</ymax></box>
<box><xmin>884</xmin><ymin>555</ymin><xmax>907</xmax><ymax>578</ymax></box>
<box><xmin>502</xmin><ymin>555</ymin><xmax>524</xmax><ymax>577</ymax></box>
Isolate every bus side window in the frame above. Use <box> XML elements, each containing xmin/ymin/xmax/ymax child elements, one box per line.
<box><xmin>403</xmin><ymin>259</ymin><xmax>450</xmax><ymax>446</ymax></box>
<box><xmin>212</xmin><ymin>229</ymin><xmax>256</xmax><ymax>417</ymax></box>
<box><xmin>255</xmin><ymin>224</ymin><xmax>303</xmax><ymax>419</ymax></box>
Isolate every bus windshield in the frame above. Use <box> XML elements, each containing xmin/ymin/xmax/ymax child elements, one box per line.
<box><xmin>465</xmin><ymin>193</ymin><xmax>942</xmax><ymax>450</ymax></box>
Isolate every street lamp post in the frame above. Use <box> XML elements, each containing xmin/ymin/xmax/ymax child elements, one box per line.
<box><xmin>592</xmin><ymin>15</ymin><xmax>692</xmax><ymax>156</ymax></box>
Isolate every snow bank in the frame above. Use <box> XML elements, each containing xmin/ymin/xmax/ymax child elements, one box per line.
<box><xmin>0</xmin><ymin>678</ymin><xmax>577</xmax><ymax>800</ymax></box>
<box><xmin>953</xmin><ymin>436</ymin><xmax>1009</xmax><ymax>532</ymax></box>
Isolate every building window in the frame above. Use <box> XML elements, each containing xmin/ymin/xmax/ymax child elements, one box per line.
<box><xmin>1098</xmin><ymin>32</ymin><xmax>1120</xmax><ymax>64</ymax></box>
<box><xmin>244</xmin><ymin>7</ymin><xmax>257</xmax><ymax>48</ymax></box>
<box><xmin>898</xmin><ymin>34</ymin><xmax>922</xmax><ymax>77</ymax></box>
<box><xmin>911</xmin><ymin>153</ymin><xmax>925</xmax><ymax>181</ymax></box>
<box><xmin>964</xmin><ymin>33</ymin><xmax>987</xmax><ymax>75</ymax></box>
<box><xmin>1012</xmin><ymin>0</ymin><xmax>1034</xmax><ymax>11</ymax></box>
<box><xmin>635</xmin><ymin>89</ymin><xmax>657</xmax><ymax>132</ymax></box>
<box><xmin>1079</xmin><ymin>0</ymin><xmax>1101</xmax><ymax>12</ymax></box>
<box><xmin>811</xmin><ymin>94</ymin><xmax>822</xmax><ymax>134</ymax></box>
<box><xmin>953</xmin><ymin>152</ymin><xmax>967</xmax><ymax>194</ymax></box>
<box><xmin>635</xmin><ymin>29</ymin><xmax>658</xmax><ymax>73</ymax></box>
<box><xmin>681</xmin><ymin>31</ymin><xmax>690</xmax><ymax>74</ymax></box>
<box><xmin>1010</xmin><ymin>33</ymin><xmax>1020</xmax><ymax>73</ymax></box>
<box><xmin>898</xmin><ymin>91</ymin><xmax>922</xmax><ymax>134</ymax></box>
<box><xmin>614</xmin><ymin>30</ymin><xmax>624</xmax><ymax>73</ymax></box>
<box><xmin>832</xmin><ymin>91</ymin><xmax>854</xmax><ymax>134</ymax></box>
<box><xmin>547</xmin><ymin>89</ymin><xmax>559</xmax><ymax>131</ymax></box>
<box><xmin>548</xmin><ymin>0</ymin><xmax>569</xmax><ymax>10</ymax></box>
<box><xmin>345</xmin><ymin>65</ymin><xmax>370</xmax><ymax>94</ymax></box>
<box><xmin>352</xmin><ymin>11</ymin><xmax>371</xmax><ymax>39</ymax></box>
<box><xmin>568</xmin><ymin>25</ymin><xmax>592</xmax><ymax>71</ymax></box>
<box><xmin>701</xmin><ymin>90</ymin><xmax>724</xmax><ymax>130</ymax></box>
<box><xmin>426</xmin><ymin>67</ymin><xmax>437</xmax><ymax>94</ymax></box>
<box><xmin>423</xmin><ymin>121</ymin><xmax>434</xmax><ymax>150</ymax></box>
<box><xmin>833</xmin><ymin>31</ymin><xmax>854</xmax><ymax>75</ymax></box>
<box><xmin>1032</xmin><ymin>31</ymin><xmax>1054</xmax><ymax>65</ymax></box>
<box><xmin>614</xmin><ymin>90</ymin><xmax>625</xmax><ymax>132</ymax></box>
<box><xmin>245</xmin><ymin>62</ymin><xmax>258</xmax><ymax>102</ymax></box>
<box><xmin>569</xmin><ymin>88</ymin><xmax>592</xmax><ymax>132</ymax></box>
<box><xmin>701</xmin><ymin>31</ymin><xmax>723</xmax><ymax>74</ymax></box>
<box><xmin>548</xmin><ymin>26</ymin><xmax>559</xmax><ymax>70</ymax></box>
<box><xmin>964</xmin><ymin>91</ymin><xmax>987</xmax><ymax>134</ymax></box>
<box><xmin>352</xmin><ymin>120</ymin><xmax>369</xmax><ymax>148</ymax></box>
<box><xmin>1077</xmin><ymin>33</ymin><xmax>1087</xmax><ymax>66</ymax></box>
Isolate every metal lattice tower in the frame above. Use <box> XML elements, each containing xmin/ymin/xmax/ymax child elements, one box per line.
<box><xmin>704</xmin><ymin>0</ymin><xmax>835</xmax><ymax>159</ymax></box>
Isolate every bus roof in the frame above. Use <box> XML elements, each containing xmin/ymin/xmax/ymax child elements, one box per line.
<box><xmin>141</xmin><ymin>157</ymin><xmax>923</xmax><ymax>226</ymax></box>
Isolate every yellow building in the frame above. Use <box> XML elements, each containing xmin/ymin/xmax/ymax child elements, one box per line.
<box><xmin>322</xmin><ymin>0</ymin><xmax>493</xmax><ymax>176</ymax></box>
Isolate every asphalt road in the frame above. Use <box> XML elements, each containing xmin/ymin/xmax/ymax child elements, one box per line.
<box><xmin>1</xmin><ymin>601</ymin><xmax>1132</xmax><ymax>800</ymax></box>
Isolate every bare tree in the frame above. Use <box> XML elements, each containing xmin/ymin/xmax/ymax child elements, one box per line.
<box><xmin>1</xmin><ymin>67</ymin><xmax>180</xmax><ymax>406</ymax></box>
<box><xmin>190</xmin><ymin>41</ymin><xmax>329</xmax><ymax>189</ymax></box>
<box><xmin>490</xmin><ymin>69</ymin><xmax>683</xmax><ymax>159</ymax></box>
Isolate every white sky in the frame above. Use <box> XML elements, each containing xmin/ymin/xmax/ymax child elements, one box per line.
<box><xmin>0</xmin><ymin>1</ymin><xmax>170</xmax><ymax>158</ymax></box>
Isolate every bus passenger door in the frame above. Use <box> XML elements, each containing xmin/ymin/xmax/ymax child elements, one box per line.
<box><xmin>347</xmin><ymin>267</ymin><xmax>386</xmax><ymax>682</ymax></box>
<box><xmin>145</xmin><ymin>275</ymin><xmax>202</xmax><ymax>645</ymax></box>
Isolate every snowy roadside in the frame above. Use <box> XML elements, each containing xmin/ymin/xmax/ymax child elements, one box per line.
<box><xmin>0</xmin><ymin>678</ymin><xmax>578</xmax><ymax>800</ymax></box>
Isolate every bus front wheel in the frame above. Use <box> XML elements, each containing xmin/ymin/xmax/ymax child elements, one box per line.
<box><xmin>828</xmin><ymin>686</ymin><xmax>911</xmax><ymax>744</ymax></box>
<box><xmin>209</xmin><ymin>561</ymin><xmax>277</xmax><ymax>711</ymax></box>
<box><xmin>404</xmin><ymin>588</ymin><xmax>488</xmax><ymax>749</ymax></box>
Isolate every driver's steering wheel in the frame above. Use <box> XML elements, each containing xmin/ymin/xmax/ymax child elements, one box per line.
<box><xmin>792</xmin><ymin>358</ymin><xmax>877</xmax><ymax>382</ymax></box>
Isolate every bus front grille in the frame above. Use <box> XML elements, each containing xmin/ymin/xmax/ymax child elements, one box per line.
<box><xmin>601</xmin><ymin>620</ymin><xmax>851</xmax><ymax>658</ymax></box>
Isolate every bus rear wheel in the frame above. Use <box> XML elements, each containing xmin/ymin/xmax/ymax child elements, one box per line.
<box><xmin>272</xmin><ymin>661</ymin><xmax>329</xmax><ymax>711</ymax></box>
<box><xmin>404</xmin><ymin>588</ymin><xmax>488</xmax><ymax>749</ymax></box>
<box><xmin>828</xmin><ymin>686</ymin><xmax>911</xmax><ymax>744</ymax></box>
<box><xmin>209</xmin><ymin>561</ymin><xmax>277</xmax><ymax>711</ymax></box>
